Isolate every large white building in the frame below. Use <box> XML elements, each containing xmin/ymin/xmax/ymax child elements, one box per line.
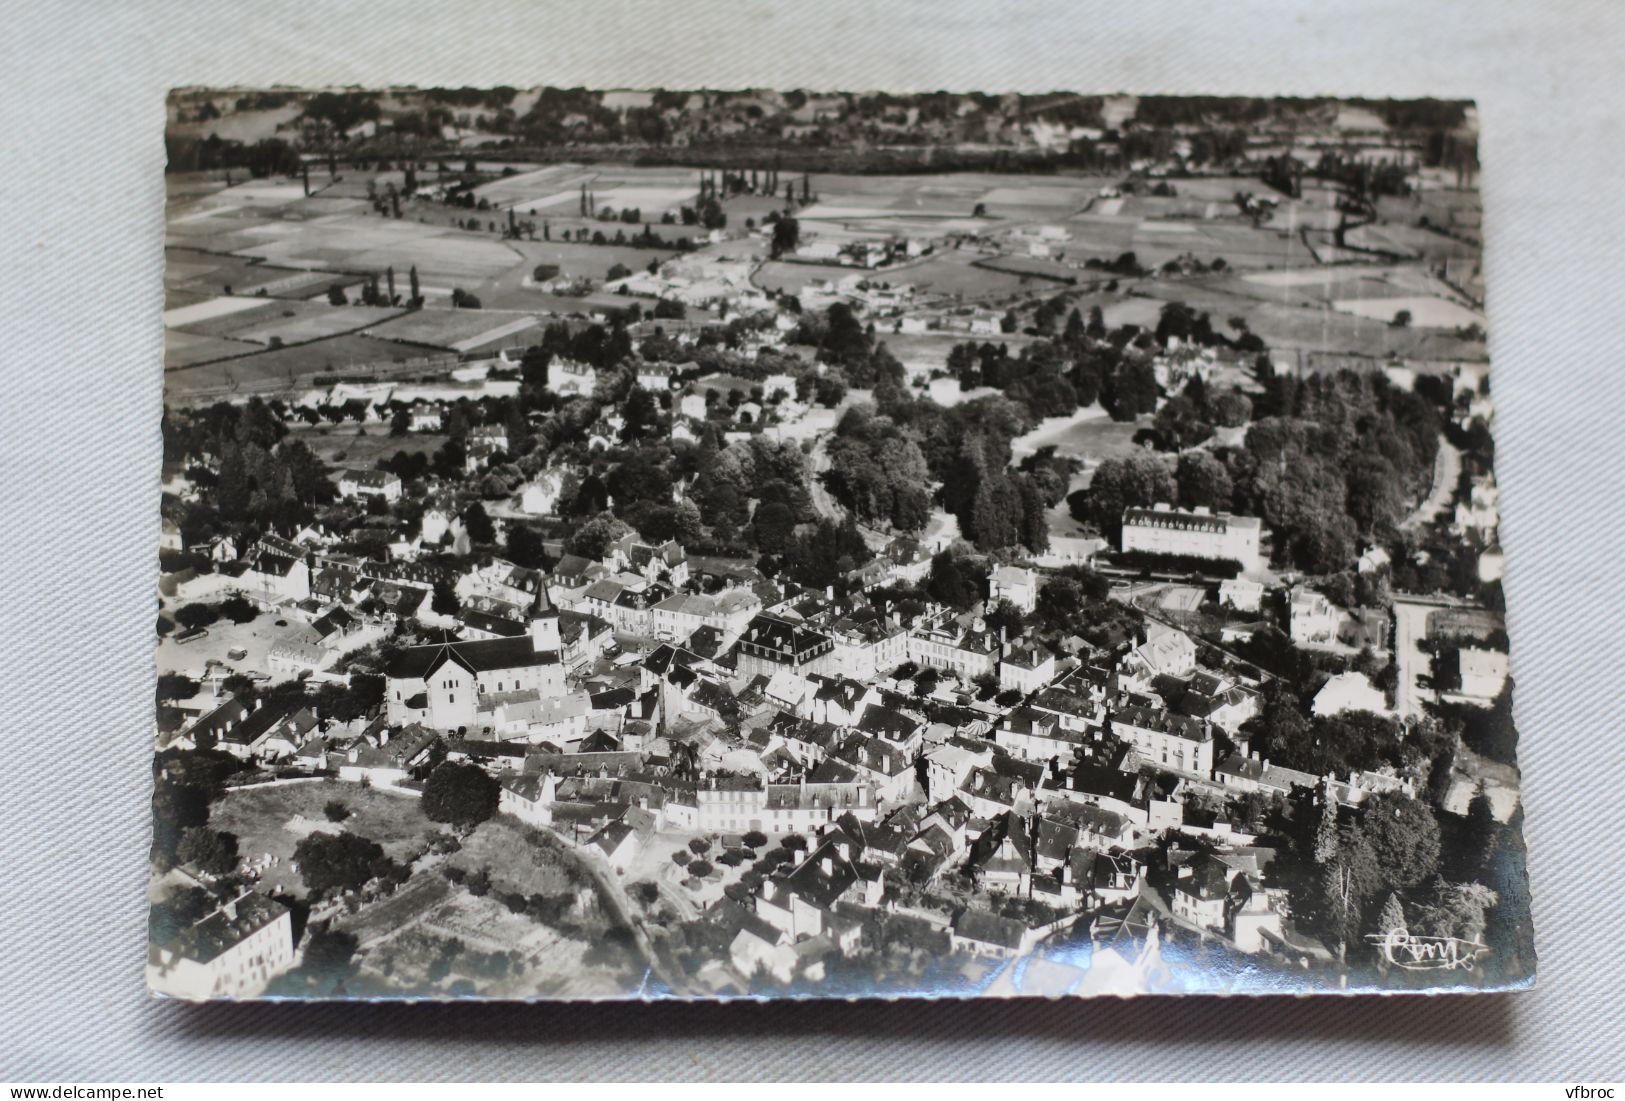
<box><xmin>385</xmin><ymin>603</ymin><xmax>566</xmax><ymax>731</ymax></box>
<box><xmin>1120</xmin><ymin>504</ymin><xmax>1263</xmax><ymax>572</ymax></box>
<box><xmin>148</xmin><ymin>891</ymin><xmax>295</xmax><ymax>999</ymax></box>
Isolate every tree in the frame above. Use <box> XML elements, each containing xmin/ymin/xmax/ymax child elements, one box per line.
<box><xmin>421</xmin><ymin>762</ymin><xmax>500</xmax><ymax>829</ymax></box>
<box><xmin>296</xmin><ymin>926</ymin><xmax>360</xmax><ymax>993</ymax></box>
<box><xmin>1083</xmin><ymin>452</ymin><xmax>1176</xmax><ymax>542</ymax></box>
<box><xmin>567</xmin><ymin>514</ymin><xmax>632</xmax><ymax>560</ymax></box>
<box><xmin>607</xmin><ymin>262</ymin><xmax>632</xmax><ymax>281</ymax></box>
<box><xmin>1359</xmin><ymin>792</ymin><xmax>1441</xmax><ymax>891</ymax></box>
<box><xmin>327</xmin><ymin>284</ymin><xmax>348</xmax><ymax>307</ymax></box>
<box><xmin>1377</xmin><ymin>891</ymin><xmax>1408</xmax><ymax>937</ymax></box>
<box><xmin>1175</xmin><ymin>450</ymin><xmax>1232</xmax><ymax>511</ymax></box>
<box><xmin>431</xmin><ymin>579</ymin><xmax>461</xmax><ymax>616</ymax></box>
<box><xmin>770</xmin><ymin>215</ymin><xmax>800</xmax><ymax>258</ymax></box>
<box><xmin>219</xmin><ymin>595</ymin><xmax>259</xmax><ymax>624</ymax></box>
<box><xmin>1000</xmin><ymin>308</ymin><xmax>1020</xmax><ymax>334</ymax></box>
<box><xmin>294</xmin><ymin>831</ymin><xmax>387</xmax><ymax>895</ymax></box>
<box><xmin>176</xmin><ymin>826</ymin><xmax>238</xmax><ymax>875</ymax></box>
<box><xmin>463</xmin><ymin>502</ymin><xmax>495</xmax><ymax>544</ymax></box>
<box><xmin>1391</xmin><ymin>309</ymin><xmax>1412</xmax><ymax>328</ymax></box>
<box><xmin>324</xmin><ymin>800</ymin><xmax>350</xmax><ymax>823</ymax></box>
<box><xmin>174</xmin><ymin>602</ymin><xmax>220</xmax><ymax>631</ymax></box>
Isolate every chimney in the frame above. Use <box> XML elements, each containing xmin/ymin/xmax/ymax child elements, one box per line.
<box><xmin>820</xmin><ymin>855</ymin><xmax>834</xmax><ymax>875</ymax></box>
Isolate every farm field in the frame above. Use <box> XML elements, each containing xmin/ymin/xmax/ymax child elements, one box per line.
<box><xmin>362</xmin><ymin>308</ymin><xmax>540</xmax><ymax>351</ymax></box>
<box><xmin>164</xmin><ymin>333</ymin><xmax>447</xmax><ymax>399</ymax></box>
<box><xmin>1133</xmin><ymin>277</ymin><xmax>1488</xmax><ymax>360</ymax></box>
<box><xmin>164</xmin><ymin>328</ymin><xmax>263</xmax><ymax>369</ymax></box>
<box><xmin>1330</xmin><ymin>294</ymin><xmax>1485</xmax><ymax>329</ymax></box>
<box><xmin>228</xmin><ymin>304</ymin><xmax>408</xmax><ymax>346</ymax></box>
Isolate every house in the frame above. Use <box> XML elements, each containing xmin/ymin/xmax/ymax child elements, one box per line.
<box><xmin>1458</xmin><ymin>647</ymin><xmax>1510</xmax><ymax>700</ymax></box>
<box><xmin>499</xmin><ymin>771</ymin><xmax>557</xmax><ymax>827</ymax></box>
<box><xmin>754</xmin><ymin>836</ymin><xmax>883</xmax><ymax>942</ymax></box>
<box><xmin>159</xmin><ymin>516</ymin><xmax>184</xmax><ymax>554</ymax></box>
<box><xmin>907</xmin><ymin>612</ymin><xmax>1001</xmax><ymax>681</ymax></box>
<box><xmin>587</xmin><ymin>819</ymin><xmax>643</xmax><ymax>876</ymax></box>
<box><xmin>1312</xmin><ymin>671</ymin><xmax>1391</xmax><ymax>717</ymax></box>
<box><xmin>148</xmin><ymin>891</ymin><xmax>295</xmax><ymax>999</ymax></box>
<box><xmin>950</xmin><ymin>909</ymin><xmax>1029</xmax><ymax>959</ymax></box>
<box><xmin>518</xmin><ymin>469</ymin><xmax>567</xmax><ymax>516</ymax></box>
<box><xmin>1288</xmin><ymin>588</ymin><xmax>1340</xmax><ymax>645</ymax></box>
<box><xmin>408</xmin><ymin>402</ymin><xmax>443</xmax><ymax>432</ymax></box>
<box><xmin>730</xmin><ymin>912</ymin><xmax>801</xmax><ymax>983</ymax></box>
<box><xmin>989</xmin><ymin>565</ymin><xmax>1039</xmax><ymax>614</ymax></box>
<box><xmin>1120</xmin><ymin>504</ymin><xmax>1263</xmax><ymax>572</ymax></box>
<box><xmin>549</xmin><ymin>359</ymin><xmax>599</xmax><ymax>397</ymax></box>
<box><xmin>999</xmin><ymin>639</ymin><xmax>1056</xmax><ymax>695</ymax></box>
<box><xmin>1170</xmin><ymin>851</ymin><xmax>1237</xmax><ymax>933</ymax></box>
<box><xmin>1212</xmin><ymin>752</ymin><xmax>1318</xmax><ymax>798</ymax></box>
<box><xmin>1119</xmin><ymin>621</ymin><xmax>1197</xmax><ymax>686</ymax></box>
<box><xmin>337</xmin><ymin>469</ymin><xmax>402</xmax><ymax>503</ymax></box>
<box><xmin>732</xmin><ymin>614</ymin><xmax>835</xmax><ymax>680</ymax></box>
<box><xmin>1218</xmin><ymin>577</ymin><xmax>1264</xmax><ymax>613</ymax></box>
<box><xmin>241</xmin><ymin>546</ymin><xmax>311</xmax><ymax>603</ymax></box>
<box><xmin>384</xmin><ymin>612</ymin><xmax>565</xmax><ymax>731</ymax></box>
<box><xmin>1113</xmin><ymin>704</ymin><xmax>1215</xmax><ymax>776</ymax></box>
<box><xmin>338</xmin><ymin>724</ymin><xmax>439</xmax><ymax>784</ymax></box>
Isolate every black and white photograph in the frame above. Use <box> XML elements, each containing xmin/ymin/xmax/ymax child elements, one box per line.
<box><xmin>147</xmin><ymin>85</ymin><xmax>1532</xmax><ymax>1002</ymax></box>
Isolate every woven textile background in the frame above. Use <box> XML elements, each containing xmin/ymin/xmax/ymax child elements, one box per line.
<box><xmin>2</xmin><ymin>0</ymin><xmax>1622</xmax><ymax>1081</ymax></box>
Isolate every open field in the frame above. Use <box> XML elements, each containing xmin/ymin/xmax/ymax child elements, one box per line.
<box><xmin>1011</xmin><ymin>405</ymin><xmax>1149</xmax><ymax>462</ymax></box>
<box><xmin>154</xmin><ymin>607</ymin><xmax>312</xmax><ymax>681</ymax></box>
<box><xmin>208</xmin><ymin>782</ymin><xmax>442</xmax><ymax>899</ymax></box>
<box><xmin>286</xmin><ymin>424</ymin><xmax>447</xmax><ymax>467</ymax></box>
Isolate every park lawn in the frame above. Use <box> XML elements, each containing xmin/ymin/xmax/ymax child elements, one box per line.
<box><xmin>208</xmin><ymin>781</ymin><xmax>446</xmax><ymax>899</ymax></box>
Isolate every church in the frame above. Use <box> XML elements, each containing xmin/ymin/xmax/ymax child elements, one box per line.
<box><xmin>385</xmin><ymin>597</ymin><xmax>566</xmax><ymax>732</ymax></box>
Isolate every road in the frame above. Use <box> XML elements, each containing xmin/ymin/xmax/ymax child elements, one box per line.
<box><xmin>543</xmin><ymin>825</ymin><xmax>693</xmax><ymax>997</ymax></box>
<box><xmin>1389</xmin><ymin>597</ymin><xmax>1436</xmax><ymax>720</ymax></box>
<box><xmin>1402</xmin><ymin>438</ymin><xmax>1462</xmax><ymax>530</ymax></box>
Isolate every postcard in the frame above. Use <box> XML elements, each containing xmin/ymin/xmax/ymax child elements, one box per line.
<box><xmin>149</xmin><ymin>88</ymin><xmax>1531</xmax><ymax>1000</ymax></box>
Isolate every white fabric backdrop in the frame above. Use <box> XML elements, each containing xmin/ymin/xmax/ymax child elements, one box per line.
<box><xmin>2</xmin><ymin>0</ymin><xmax>1622</xmax><ymax>1081</ymax></box>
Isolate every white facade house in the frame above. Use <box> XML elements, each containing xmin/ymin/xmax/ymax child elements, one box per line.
<box><xmin>1288</xmin><ymin>588</ymin><xmax>1340</xmax><ymax>645</ymax></box>
<box><xmin>1120</xmin><ymin>504</ymin><xmax>1263</xmax><ymax>572</ymax></box>
<box><xmin>1458</xmin><ymin>647</ymin><xmax>1510</xmax><ymax>700</ymax></box>
<box><xmin>147</xmin><ymin>892</ymin><xmax>295</xmax><ymax>1000</ymax></box>
<box><xmin>989</xmin><ymin>565</ymin><xmax>1039</xmax><ymax>614</ymax></box>
<box><xmin>338</xmin><ymin>469</ymin><xmax>402</xmax><ymax>502</ymax></box>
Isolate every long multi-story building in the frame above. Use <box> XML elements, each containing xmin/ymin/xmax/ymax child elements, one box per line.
<box><xmin>1120</xmin><ymin>504</ymin><xmax>1263</xmax><ymax>572</ymax></box>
